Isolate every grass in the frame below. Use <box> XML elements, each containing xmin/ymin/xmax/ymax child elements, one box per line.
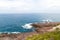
<box><xmin>26</xmin><ymin>29</ymin><xmax>60</xmax><ymax>40</ymax></box>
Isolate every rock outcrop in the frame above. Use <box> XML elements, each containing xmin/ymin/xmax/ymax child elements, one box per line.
<box><xmin>31</xmin><ymin>22</ymin><xmax>60</xmax><ymax>33</ymax></box>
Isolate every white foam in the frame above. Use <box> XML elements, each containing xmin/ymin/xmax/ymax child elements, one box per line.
<box><xmin>0</xmin><ymin>32</ymin><xmax>21</xmax><ymax>34</ymax></box>
<box><xmin>42</xmin><ymin>19</ymin><xmax>53</xmax><ymax>23</ymax></box>
<box><xmin>22</xmin><ymin>23</ymin><xmax>33</xmax><ymax>29</ymax></box>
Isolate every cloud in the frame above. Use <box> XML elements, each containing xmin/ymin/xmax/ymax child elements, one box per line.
<box><xmin>0</xmin><ymin>0</ymin><xmax>60</xmax><ymax>13</ymax></box>
<box><xmin>0</xmin><ymin>0</ymin><xmax>35</xmax><ymax>13</ymax></box>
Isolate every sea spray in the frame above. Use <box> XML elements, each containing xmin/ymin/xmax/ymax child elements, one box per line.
<box><xmin>22</xmin><ymin>23</ymin><xmax>33</xmax><ymax>29</ymax></box>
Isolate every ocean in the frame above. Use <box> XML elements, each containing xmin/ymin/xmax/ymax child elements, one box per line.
<box><xmin>0</xmin><ymin>13</ymin><xmax>60</xmax><ymax>33</ymax></box>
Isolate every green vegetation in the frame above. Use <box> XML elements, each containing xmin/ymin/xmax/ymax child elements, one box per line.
<box><xmin>26</xmin><ymin>30</ymin><xmax>60</xmax><ymax>40</ymax></box>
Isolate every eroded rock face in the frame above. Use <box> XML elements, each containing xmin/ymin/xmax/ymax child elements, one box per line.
<box><xmin>31</xmin><ymin>22</ymin><xmax>60</xmax><ymax>28</ymax></box>
<box><xmin>0</xmin><ymin>34</ymin><xmax>22</xmax><ymax>40</ymax></box>
<box><xmin>0</xmin><ymin>32</ymin><xmax>38</xmax><ymax>40</ymax></box>
<box><xmin>31</xmin><ymin>22</ymin><xmax>60</xmax><ymax>33</ymax></box>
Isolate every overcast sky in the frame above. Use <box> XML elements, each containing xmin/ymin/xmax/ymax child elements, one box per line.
<box><xmin>0</xmin><ymin>0</ymin><xmax>60</xmax><ymax>13</ymax></box>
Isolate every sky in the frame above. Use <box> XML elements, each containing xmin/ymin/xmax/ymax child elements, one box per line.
<box><xmin>0</xmin><ymin>0</ymin><xmax>60</xmax><ymax>13</ymax></box>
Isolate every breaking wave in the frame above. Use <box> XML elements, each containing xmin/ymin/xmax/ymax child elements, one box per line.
<box><xmin>0</xmin><ymin>32</ymin><xmax>21</xmax><ymax>34</ymax></box>
<box><xmin>22</xmin><ymin>23</ymin><xmax>33</xmax><ymax>29</ymax></box>
<box><xmin>42</xmin><ymin>19</ymin><xmax>53</xmax><ymax>22</ymax></box>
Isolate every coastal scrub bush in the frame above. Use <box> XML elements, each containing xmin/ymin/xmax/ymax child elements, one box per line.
<box><xmin>26</xmin><ymin>31</ymin><xmax>60</xmax><ymax>40</ymax></box>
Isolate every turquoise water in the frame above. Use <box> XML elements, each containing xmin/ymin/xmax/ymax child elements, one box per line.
<box><xmin>0</xmin><ymin>13</ymin><xmax>59</xmax><ymax>32</ymax></box>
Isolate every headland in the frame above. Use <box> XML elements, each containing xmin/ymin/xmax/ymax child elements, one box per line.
<box><xmin>0</xmin><ymin>22</ymin><xmax>60</xmax><ymax>40</ymax></box>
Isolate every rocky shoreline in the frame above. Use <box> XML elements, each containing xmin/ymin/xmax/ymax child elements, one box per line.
<box><xmin>0</xmin><ymin>22</ymin><xmax>60</xmax><ymax>40</ymax></box>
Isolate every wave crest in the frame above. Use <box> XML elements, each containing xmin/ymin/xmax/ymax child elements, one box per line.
<box><xmin>22</xmin><ymin>23</ymin><xmax>33</xmax><ymax>29</ymax></box>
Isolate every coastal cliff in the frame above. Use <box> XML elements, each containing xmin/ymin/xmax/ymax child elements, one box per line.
<box><xmin>31</xmin><ymin>22</ymin><xmax>60</xmax><ymax>32</ymax></box>
<box><xmin>0</xmin><ymin>22</ymin><xmax>60</xmax><ymax>40</ymax></box>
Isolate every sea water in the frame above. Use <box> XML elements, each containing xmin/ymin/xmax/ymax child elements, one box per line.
<box><xmin>0</xmin><ymin>13</ymin><xmax>59</xmax><ymax>33</ymax></box>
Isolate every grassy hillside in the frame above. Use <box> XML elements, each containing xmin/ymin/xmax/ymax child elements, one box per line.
<box><xmin>26</xmin><ymin>30</ymin><xmax>60</xmax><ymax>40</ymax></box>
